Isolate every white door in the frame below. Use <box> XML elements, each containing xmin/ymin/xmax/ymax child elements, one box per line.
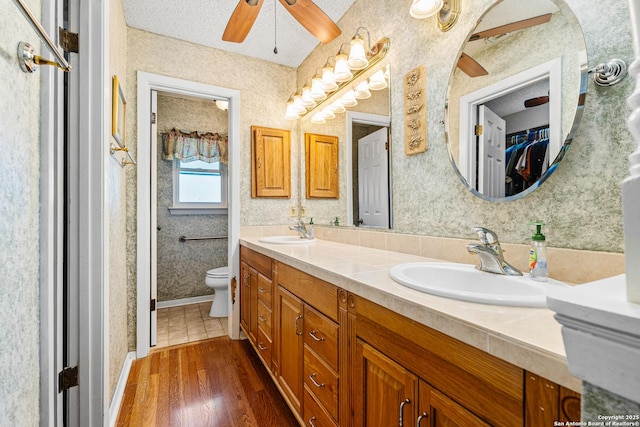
<box><xmin>358</xmin><ymin>128</ymin><xmax>389</xmax><ymax>228</ymax></box>
<box><xmin>150</xmin><ymin>90</ymin><xmax>158</xmax><ymax>347</ymax></box>
<box><xmin>478</xmin><ymin>105</ymin><xmax>506</xmax><ymax>198</ymax></box>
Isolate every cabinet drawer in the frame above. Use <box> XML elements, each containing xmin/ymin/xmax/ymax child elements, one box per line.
<box><xmin>278</xmin><ymin>262</ymin><xmax>338</xmax><ymax>321</ymax></box>
<box><xmin>256</xmin><ymin>327</ymin><xmax>272</xmax><ymax>366</ymax></box>
<box><xmin>257</xmin><ymin>300</ymin><xmax>272</xmax><ymax>337</ymax></box>
<box><xmin>240</xmin><ymin>246</ymin><xmax>273</xmax><ymax>279</ymax></box>
<box><xmin>304</xmin><ymin>305</ymin><xmax>339</xmax><ymax>372</ymax></box>
<box><xmin>257</xmin><ymin>273</ymin><xmax>273</xmax><ymax>308</ymax></box>
<box><xmin>304</xmin><ymin>345</ymin><xmax>338</xmax><ymax>421</ymax></box>
<box><xmin>303</xmin><ymin>385</ymin><xmax>337</xmax><ymax>427</ymax></box>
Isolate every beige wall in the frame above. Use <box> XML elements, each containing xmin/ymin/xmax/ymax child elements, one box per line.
<box><xmin>297</xmin><ymin>0</ymin><xmax>634</xmax><ymax>253</ymax></box>
<box><xmin>108</xmin><ymin>0</ymin><xmax>130</xmax><ymax>403</ymax></box>
<box><xmin>125</xmin><ymin>28</ymin><xmax>298</xmax><ymax>349</ymax></box>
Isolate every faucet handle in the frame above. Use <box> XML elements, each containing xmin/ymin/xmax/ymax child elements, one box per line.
<box><xmin>472</xmin><ymin>227</ymin><xmax>499</xmax><ymax>245</ymax></box>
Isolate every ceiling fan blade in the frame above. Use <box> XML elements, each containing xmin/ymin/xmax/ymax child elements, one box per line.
<box><xmin>279</xmin><ymin>0</ymin><xmax>341</xmax><ymax>44</ymax></box>
<box><xmin>524</xmin><ymin>96</ymin><xmax>549</xmax><ymax>108</ymax></box>
<box><xmin>222</xmin><ymin>0</ymin><xmax>264</xmax><ymax>43</ymax></box>
<box><xmin>457</xmin><ymin>53</ymin><xmax>489</xmax><ymax>77</ymax></box>
<box><xmin>469</xmin><ymin>13</ymin><xmax>552</xmax><ymax>41</ymax></box>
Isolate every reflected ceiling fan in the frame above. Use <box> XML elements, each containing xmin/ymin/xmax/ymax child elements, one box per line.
<box><xmin>222</xmin><ymin>0</ymin><xmax>341</xmax><ymax>44</ymax></box>
<box><xmin>457</xmin><ymin>13</ymin><xmax>552</xmax><ymax>77</ymax></box>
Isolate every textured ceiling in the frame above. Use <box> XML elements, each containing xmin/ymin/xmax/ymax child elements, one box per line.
<box><xmin>123</xmin><ymin>0</ymin><xmax>356</xmax><ymax>68</ymax></box>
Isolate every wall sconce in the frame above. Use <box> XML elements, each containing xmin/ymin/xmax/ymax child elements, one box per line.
<box><xmin>410</xmin><ymin>0</ymin><xmax>460</xmax><ymax>32</ymax></box>
<box><xmin>283</xmin><ymin>27</ymin><xmax>390</xmax><ymax>121</ymax></box>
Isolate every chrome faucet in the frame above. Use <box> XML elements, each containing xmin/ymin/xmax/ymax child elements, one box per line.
<box><xmin>289</xmin><ymin>219</ymin><xmax>312</xmax><ymax>239</ymax></box>
<box><xmin>466</xmin><ymin>227</ymin><xmax>522</xmax><ymax>276</ymax></box>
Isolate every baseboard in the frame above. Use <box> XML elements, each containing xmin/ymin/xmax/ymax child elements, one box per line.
<box><xmin>157</xmin><ymin>294</ymin><xmax>214</xmax><ymax>309</ymax></box>
<box><xmin>108</xmin><ymin>351</ymin><xmax>136</xmax><ymax>427</ymax></box>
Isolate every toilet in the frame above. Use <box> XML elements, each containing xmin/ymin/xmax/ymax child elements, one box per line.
<box><xmin>205</xmin><ymin>266</ymin><xmax>229</xmax><ymax>317</ymax></box>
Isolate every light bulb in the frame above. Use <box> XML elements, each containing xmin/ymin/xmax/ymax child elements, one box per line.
<box><xmin>301</xmin><ymin>85</ymin><xmax>317</xmax><ymax>108</ymax></box>
<box><xmin>354</xmin><ymin>80</ymin><xmax>371</xmax><ymax>99</ymax></box>
<box><xmin>293</xmin><ymin>94</ymin><xmax>307</xmax><ymax>115</ymax></box>
<box><xmin>311</xmin><ymin>75</ymin><xmax>327</xmax><ymax>100</ymax></box>
<box><xmin>348</xmin><ymin>35</ymin><xmax>368</xmax><ymax>70</ymax></box>
<box><xmin>321</xmin><ymin>64</ymin><xmax>338</xmax><ymax>92</ymax></box>
<box><xmin>334</xmin><ymin>53</ymin><xmax>353</xmax><ymax>82</ymax></box>
<box><xmin>368</xmin><ymin>69</ymin><xmax>388</xmax><ymax>90</ymax></box>
<box><xmin>284</xmin><ymin>102</ymin><xmax>299</xmax><ymax>120</ymax></box>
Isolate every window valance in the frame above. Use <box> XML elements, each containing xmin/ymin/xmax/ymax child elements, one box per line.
<box><xmin>161</xmin><ymin>128</ymin><xmax>228</xmax><ymax>165</ymax></box>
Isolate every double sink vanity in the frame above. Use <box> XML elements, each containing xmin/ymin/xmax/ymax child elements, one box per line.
<box><xmin>239</xmin><ymin>235</ymin><xmax>582</xmax><ymax>427</ymax></box>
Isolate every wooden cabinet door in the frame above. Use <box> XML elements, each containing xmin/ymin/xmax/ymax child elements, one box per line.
<box><xmin>354</xmin><ymin>339</ymin><xmax>418</xmax><ymax>427</ymax></box>
<box><xmin>306</xmin><ymin>133</ymin><xmax>339</xmax><ymax>198</ymax></box>
<box><xmin>240</xmin><ymin>262</ymin><xmax>252</xmax><ymax>340</ymax></box>
<box><xmin>277</xmin><ymin>286</ymin><xmax>304</xmax><ymax>415</ymax></box>
<box><xmin>252</xmin><ymin>126</ymin><xmax>291</xmax><ymax>198</ymax></box>
<box><xmin>419</xmin><ymin>381</ymin><xmax>491</xmax><ymax>427</ymax></box>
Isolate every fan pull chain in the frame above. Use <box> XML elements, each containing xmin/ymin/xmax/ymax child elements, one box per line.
<box><xmin>273</xmin><ymin>0</ymin><xmax>278</xmax><ymax>54</ymax></box>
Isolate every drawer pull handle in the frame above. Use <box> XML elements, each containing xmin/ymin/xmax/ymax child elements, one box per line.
<box><xmin>295</xmin><ymin>315</ymin><xmax>303</xmax><ymax>336</ymax></box>
<box><xmin>243</xmin><ymin>274</ymin><xmax>250</xmax><ymax>286</ymax></box>
<box><xmin>308</xmin><ymin>330</ymin><xmax>325</xmax><ymax>342</ymax></box>
<box><xmin>416</xmin><ymin>412</ymin><xmax>428</xmax><ymax>426</ymax></box>
<box><xmin>258</xmin><ymin>315</ymin><xmax>267</xmax><ymax>322</ymax></box>
<box><xmin>258</xmin><ymin>342</ymin><xmax>267</xmax><ymax>351</ymax></box>
<box><xmin>309</xmin><ymin>417</ymin><xmax>317</xmax><ymax>427</ymax></box>
<box><xmin>258</xmin><ymin>287</ymin><xmax>267</xmax><ymax>293</ymax></box>
<box><xmin>309</xmin><ymin>373</ymin><xmax>325</xmax><ymax>388</ymax></box>
<box><xmin>399</xmin><ymin>398</ymin><xmax>410</xmax><ymax>427</ymax></box>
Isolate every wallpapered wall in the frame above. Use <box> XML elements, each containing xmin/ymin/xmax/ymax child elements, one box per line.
<box><xmin>125</xmin><ymin>28</ymin><xmax>298</xmax><ymax>349</ymax></box>
<box><xmin>156</xmin><ymin>95</ymin><xmax>228</xmax><ymax>301</ymax></box>
<box><xmin>0</xmin><ymin>2</ymin><xmax>42</xmax><ymax>424</ymax></box>
<box><xmin>297</xmin><ymin>0</ymin><xmax>634</xmax><ymax>253</ymax></box>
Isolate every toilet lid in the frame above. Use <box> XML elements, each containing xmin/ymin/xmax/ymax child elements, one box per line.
<box><xmin>207</xmin><ymin>266</ymin><xmax>229</xmax><ymax>278</ymax></box>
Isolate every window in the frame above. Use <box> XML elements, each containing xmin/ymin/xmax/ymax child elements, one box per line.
<box><xmin>170</xmin><ymin>159</ymin><xmax>227</xmax><ymax>214</ymax></box>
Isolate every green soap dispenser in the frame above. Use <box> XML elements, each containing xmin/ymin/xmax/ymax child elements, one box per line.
<box><xmin>308</xmin><ymin>217</ymin><xmax>314</xmax><ymax>239</ymax></box>
<box><xmin>529</xmin><ymin>221</ymin><xmax>548</xmax><ymax>282</ymax></box>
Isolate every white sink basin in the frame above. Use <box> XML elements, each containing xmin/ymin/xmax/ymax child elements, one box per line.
<box><xmin>389</xmin><ymin>262</ymin><xmax>570</xmax><ymax>307</ymax></box>
<box><xmin>258</xmin><ymin>236</ymin><xmax>317</xmax><ymax>245</ymax></box>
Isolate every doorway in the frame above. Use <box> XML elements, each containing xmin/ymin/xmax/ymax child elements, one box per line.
<box><xmin>136</xmin><ymin>72</ymin><xmax>241</xmax><ymax>358</ymax></box>
<box><xmin>346</xmin><ymin>112</ymin><xmax>391</xmax><ymax>228</ymax></box>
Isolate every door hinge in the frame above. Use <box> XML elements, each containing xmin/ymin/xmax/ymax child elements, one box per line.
<box><xmin>58</xmin><ymin>366</ymin><xmax>79</xmax><ymax>392</ymax></box>
<box><xmin>151</xmin><ymin>298</ymin><xmax>156</xmax><ymax>311</ymax></box>
<box><xmin>475</xmin><ymin>125</ymin><xmax>484</xmax><ymax>136</ymax></box>
<box><xmin>151</xmin><ymin>112</ymin><xmax>157</xmax><ymax>124</ymax></box>
<box><xmin>385</xmin><ymin>142</ymin><xmax>389</xmax><ymax>150</ymax></box>
<box><xmin>59</xmin><ymin>28</ymin><xmax>79</xmax><ymax>53</ymax></box>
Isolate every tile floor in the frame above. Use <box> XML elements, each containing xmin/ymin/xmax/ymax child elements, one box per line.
<box><xmin>155</xmin><ymin>301</ymin><xmax>228</xmax><ymax>348</ymax></box>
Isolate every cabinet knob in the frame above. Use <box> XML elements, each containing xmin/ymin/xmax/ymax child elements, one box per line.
<box><xmin>309</xmin><ymin>373</ymin><xmax>325</xmax><ymax>388</ymax></box>
<box><xmin>399</xmin><ymin>398</ymin><xmax>411</xmax><ymax>427</ymax></box>
<box><xmin>308</xmin><ymin>330</ymin><xmax>325</xmax><ymax>342</ymax></box>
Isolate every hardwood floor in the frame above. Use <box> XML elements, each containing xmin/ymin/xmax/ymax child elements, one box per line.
<box><xmin>116</xmin><ymin>337</ymin><xmax>299</xmax><ymax>427</ymax></box>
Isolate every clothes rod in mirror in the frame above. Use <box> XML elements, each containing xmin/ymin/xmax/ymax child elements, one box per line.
<box><xmin>285</xmin><ymin>31</ymin><xmax>390</xmax><ymax>123</ymax></box>
<box><xmin>13</xmin><ymin>0</ymin><xmax>72</xmax><ymax>72</ymax></box>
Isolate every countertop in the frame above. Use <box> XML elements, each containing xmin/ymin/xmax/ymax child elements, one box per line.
<box><xmin>240</xmin><ymin>236</ymin><xmax>581</xmax><ymax>392</ymax></box>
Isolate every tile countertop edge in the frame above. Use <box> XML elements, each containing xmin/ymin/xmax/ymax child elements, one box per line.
<box><xmin>240</xmin><ymin>237</ymin><xmax>582</xmax><ymax>393</ymax></box>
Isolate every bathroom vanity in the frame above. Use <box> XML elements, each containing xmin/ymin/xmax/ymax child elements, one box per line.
<box><xmin>239</xmin><ymin>238</ymin><xmax>581</xmax><ymax>427</ymax></box>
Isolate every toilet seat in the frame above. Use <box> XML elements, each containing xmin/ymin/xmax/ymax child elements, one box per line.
<box><xmin>206</xmin><ymin>266</ymin><xmax>228</xmax><ymax>278</ymax></box>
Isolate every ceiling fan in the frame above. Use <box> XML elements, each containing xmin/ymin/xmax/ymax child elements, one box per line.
<box><xmin>457</xmin><ymin>13</ymin><xmax>552</xmax><ymax>77</ymax></box>
<box><xmin>222</xmin><ymin>0</ymin><xmax>342</xmax><ymax>44</ymax></box>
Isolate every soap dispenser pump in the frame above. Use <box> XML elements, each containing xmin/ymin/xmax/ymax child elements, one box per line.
<box><xmin>308</xmin><ymin>217</ymin><xmax>314</xmax><ymax>239</ymax></box>
<box><xmin>529</xmin><ymin>221</ymin><xmax>548</xmax><ymax>282</ymax></box>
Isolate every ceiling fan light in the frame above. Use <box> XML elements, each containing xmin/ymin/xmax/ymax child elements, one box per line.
<box><xmin>368</xmin><ymin>69</ymin><xmax>388</xmax><ymax>90</ymax></box>
<box><xmin>341</xmin><ymin>89</ymin><xmax>358</xmax><ymax>107</ymax></box>
<box><xmin>321</xmin><ymin>65</ymin><xmax>338</xmax><ymax>92</ymax></box>
<box><xmin>354</xmin><ymin>81</ymin><xmax>371</xmax><ymax>99</ymax></box>
<box><xmin>293</xmin><ymin>94</ymin><xmax>307</xmax><ymax>115</ymax></box>
<box><xmin>348</xmin><ymin>35</ymin><xmax>368</xmax><ymax>70</ymax></box>
<box><xmin>410</xmin><ymin>0</ymin><xmax>444</xmax><ymax>19</ymax></box>
<box><xmin>311</xmin><ymin>76</ymin><xmax>327</xmax><ymax>100</ymax></box>
<box><xmin>215</xmin><ymin>100</ymin><xmax>229</xmax><ymax>111</ymax></box>
<box><xmin>301</xmin><ymin>85</ymin><xmax>317</xmax><ymax>108</ymax></box>
<box><xmin>334</xmin><ymin>53</ymin><xmax>353</xmax><ymax>82</ymax></box>
<box><xmin>311</xmin><ymin>113</ymin><xmax>326</xmax><ymax>125</ymax></box>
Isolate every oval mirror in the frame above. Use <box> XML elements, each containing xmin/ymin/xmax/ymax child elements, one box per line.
<box><xmin>445</xmin><ymin>0</ymin><xmax>587</xmax><ymax>201</ymax></box>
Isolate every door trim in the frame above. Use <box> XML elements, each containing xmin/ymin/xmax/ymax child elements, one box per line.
<box><xmin>136</xmin><ymin>72</ymin><xmax>241</xmax><ymax>358</ymax></box>
<box><xmin>346</xmin><ymin>111</ymin><xmax>391</xmax><ymax>227</ymax></box>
